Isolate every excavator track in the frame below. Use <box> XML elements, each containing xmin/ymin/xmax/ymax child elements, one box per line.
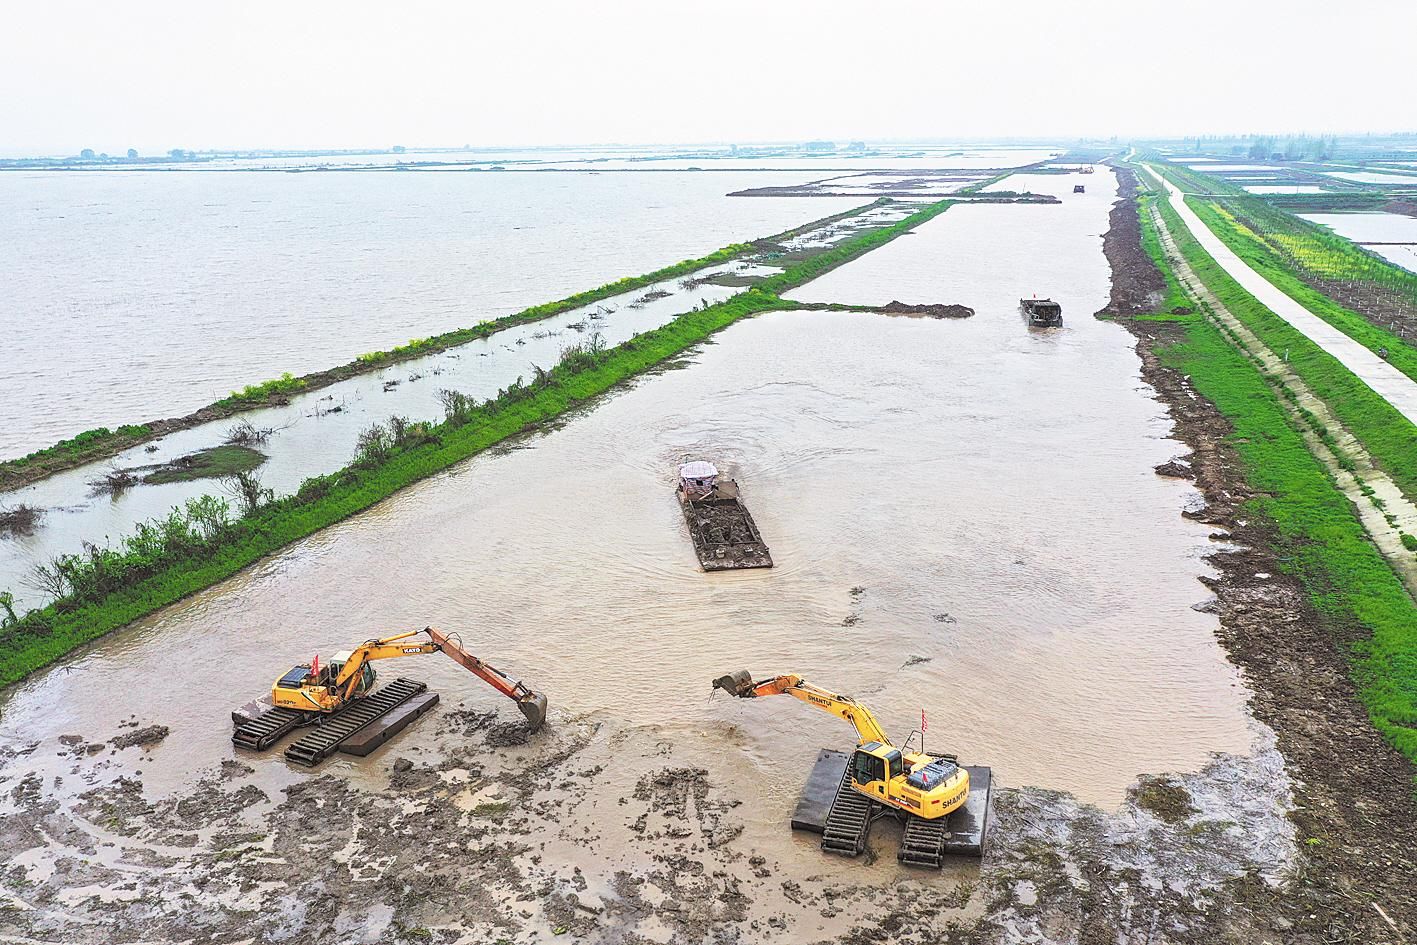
<box><xmin>898</xmin><ymin>813</ymin><xmax>949</xmax><ymax>869</ymax></box>
<box><xmin>820</xmin><ymin>764</ymin><xmax>877</xmax><ymax>857</ymax></box>
<box><xmin>283</xmin><ymin>678</ymin><xmax>427</xmax><ymax>767</ymax></box>
<box><xmin>232</xmin><ymin>707</ymin><xmax>306</xmax><ymax>752</ymax></box>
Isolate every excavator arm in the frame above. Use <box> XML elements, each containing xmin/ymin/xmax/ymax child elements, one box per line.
<box><xmin>334</xmin><ymin>630</ymin><xmax>440</xmax><ymax>701</ymax></box>
<box><xmin>425</xmin><ymin>626</ymin><xmax>548</xmax><ymax>731</ymax></box>
<box><xmin>712</xmin><ymin>670</ymin><xmax>891</xmax><ymax>746</ymax></box>
<box><xmin>324</xmin><ymin>628</ymin><xmax>547</xmax><ymax>731</ymax></box>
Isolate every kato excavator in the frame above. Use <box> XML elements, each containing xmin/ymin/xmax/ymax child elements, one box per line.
<box><xmin>712</xmin><ymin>670</ymin><xmax>968</xmax><ymax>820</ymax></box>
<box><xmin>233</xmin><ymin>627</ymin><xmax>547</xmax><ymax>762</ymax></box>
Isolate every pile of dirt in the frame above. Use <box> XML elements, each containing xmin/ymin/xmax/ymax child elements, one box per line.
<box><xmin>108</xmin><ymin>724</ymin><xmax>169</xmax><ymax>750</ymax></box>
<box><xmin>880</xmin><ymin>300</ymin><xmax>975</xmax><ymax>319</ymax></box>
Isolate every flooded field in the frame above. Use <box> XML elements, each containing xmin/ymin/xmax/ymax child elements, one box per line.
<box><xmin>1243</xmin><ymin>184</ymin><xmax>1327</xmax><ymax>194</ymax></box>
<box><xmin>0</xmin><ymin>309</ymin><xmax>1270</xmax><ymax>940</ymax></box>
<box><xmin>0</xmin><ymin>169</ymin><xmax>857</xmax><ymax>459</ymax></box>
<box><xmin>0</xmin><ymin>165</ymin><xmax>1289</xmax><ymax>943</ymax></box>
<box><xmin>0</xmin><ymin>303</ymin><xmax>1256</xmax><ymax>797</ymax></box>
<box><xmin>0</xmin><ymin>201</ymin><xmax>937</xmax><ymax>609</ymax></box>
<box><xmin>1322</xmin><ymin>170</ymin><xmax>1417</xmax><ymax>186</ymax></box>
<box><xmin>1301</xmin><ymin>211</ymin><xmax>1417</xmax><ymax>273</ymax></box>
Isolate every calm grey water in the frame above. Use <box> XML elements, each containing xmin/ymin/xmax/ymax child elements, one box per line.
<box><xmin>0</xmin><ymin>170</ymin><xmax>853</xmax><ymax>458</ymax></box>
<box><xmin>1301</xmin><ymin>211</ymin><xmax>1417</xmax><ymax>273</ymax></box>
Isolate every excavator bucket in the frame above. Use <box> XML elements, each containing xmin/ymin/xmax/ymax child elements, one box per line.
<box><xmin>518</xmin><ymin>692</ymin><xmax>549</xmax><ymax>732</ymax></box>
<box><xmin>712</xmin><ymin>670</ymin><xmax>755</xmax><ymax>698</ymax></box>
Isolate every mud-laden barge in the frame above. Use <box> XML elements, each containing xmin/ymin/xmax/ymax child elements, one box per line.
<box><xmin>676</xmin><ymin>461</ymin><xmax>773</xmax><ymax>571</ymax></box>
<box><xmin>1020</xmin><ymin>297</ymin><xmax>1064</xmax><ymax>327</ymax></box>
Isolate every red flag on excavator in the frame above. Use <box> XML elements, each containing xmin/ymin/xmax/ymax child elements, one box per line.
<box><xmin>922</xmin><ymin>708</ymin><xmax>928</xmax><ymax>732</ymax></box>
<box><xmin>312</xmin><ymin>654</ymin><xmax>319</xmax><ymax>679</ymax></box>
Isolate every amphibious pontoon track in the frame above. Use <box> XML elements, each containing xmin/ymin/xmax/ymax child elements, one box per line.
<box><xmin>819</xmin><ymin>764</ymin><xmax>877</xmax><ymax>857</ymax></box>
<box><xmin>231</xmin><ymin>706</ymin><xmax>304</xmax><ymax>751</ymax></box>
<box><xmin>231</xmin><ymin>677</ymin><xmax>428</xmax><ymax>764</ymax></box>
<box><xmin>897</xmin><ymin>812</ymin><xmax>949</xmax><ymax>868</ymax></box>
<box><xmin>284</xmin><ymin>677</ymin><xmax>428</xmax><ymax>766</ymax></box>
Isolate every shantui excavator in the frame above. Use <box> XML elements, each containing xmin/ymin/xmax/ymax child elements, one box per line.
<box><xmin>233</xmin><ymin>627</ymin><xmax>546</xmax><ymax>765</ymax></box>
<box><xmin>713</xmin><ymin>669</ymin><xmax>979</xmax><ymax>866</ymax></box>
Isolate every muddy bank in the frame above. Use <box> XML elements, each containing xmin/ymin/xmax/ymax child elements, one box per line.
<box><xmin>1101</xmin><ymin>172</ymin><xmax>1417</xmax><ymax>942</ymax></box>
<box><xmin>0</xmin><ymin>702</ymin><xmax>1297</xmax><ymax>945</ymax></box>
<box><xmin>1096</xmin><ymin>166</ymin><xmax>1169</xmax><ymax>317</ymax></box>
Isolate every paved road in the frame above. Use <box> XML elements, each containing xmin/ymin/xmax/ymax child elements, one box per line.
<box><xmin>1147</xmin><ymin>166</ymin><xmax>1417</xmax><ymax>425</ymax></box>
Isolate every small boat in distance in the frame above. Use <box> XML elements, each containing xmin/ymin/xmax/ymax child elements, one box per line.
<box><xmin>1020</xmin><ymin>298</ymin><xmax>1063</xmax><ymax>328</ymax></box>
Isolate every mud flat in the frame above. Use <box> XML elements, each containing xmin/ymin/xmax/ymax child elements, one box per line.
<box><xmin>0</xmin><ymin>706</ymin><xmax>1293</xmax><ymax>944</ymax></box>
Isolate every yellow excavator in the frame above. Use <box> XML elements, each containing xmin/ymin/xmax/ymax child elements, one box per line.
<box><xmin>269</xmin><ymin>627</ymin><xmax>547</xmax><ymax>728</ymax></box>
<box><xmin>234</xmin><ymin>627</ymin><xmax>546</xmax><ymax>760</ymax></box>
<box><xmin>712</xmin><ymin>670</ymin><xmax>969</xmax><ymax>820</ymax></box>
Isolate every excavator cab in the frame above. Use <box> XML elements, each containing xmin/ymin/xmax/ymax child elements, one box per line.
<box><xmin>270</xmin><ymin>650</ymin><xmax>378</xmax><ymax>713</ymax></box>
<box><xmin>324</xmin><ymin>651</ymin><xmax>377</xmax><ymax>699</ymax></box>
<box><xmin>851</xmin><ymin>742</ymin><xmax>903</xmax><ymax>800</ymax></box>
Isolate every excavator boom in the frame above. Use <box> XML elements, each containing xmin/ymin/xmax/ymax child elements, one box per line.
<box><xmin>269</xmin><ymin>628</ymin><xmax>547</xmax><ymax>732</ymax></box>
<box><xmin>712</xmin><ymin>670</ymin><xmax>891</xmax><ymax>746</ymax></box>
<box><xmin>336</xmin><ymin>630</ymin><xmax>439</xmax><ymax>700</ymax></box>
<box><xmin>425</xmin><ymin>626</ymin><xmax>548</xmax><ymax>731</ymax></box>
<box><xmin>712</xmin><ymin>668</ymin><xmax>971</xmax><ymax>827</ymax></box>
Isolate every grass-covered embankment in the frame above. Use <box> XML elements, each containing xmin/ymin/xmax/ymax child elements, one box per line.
<box><xmin>1134</xmin><ymin>186</ymin><xmax>1417</xmax><ymax>762</ymax></box>
<box><xmin>1184</xmin><ymin>196</ymin><xmax>1417</xmax><ymax>374</ymax></box>
<box><xmin>0</xmin><ymin>199</ymin><xmax>956</xmax><ymax>689</ymax></box>
<box><xmin>1150</xmin><ymin>190</ymin><xmax>1417</xmax><ymax>507</ymax></box>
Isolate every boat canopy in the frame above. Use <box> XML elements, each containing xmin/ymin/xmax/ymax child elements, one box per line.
<box><xmin>679</xmin><ymin>461</ymin><xmax>719</xmax><ymax>480</ymax></box>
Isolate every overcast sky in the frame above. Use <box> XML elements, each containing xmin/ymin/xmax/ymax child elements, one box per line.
<box><xmin>3</xmin><ymin>0</ymin><xmax>1414</xmax><ymax>155</ymax></box>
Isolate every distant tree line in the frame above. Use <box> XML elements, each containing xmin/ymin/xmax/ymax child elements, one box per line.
<box><xmin>1242</xmin><ymin>134</ymin><xmax>1338</xmax><ymax>162</ymax></box>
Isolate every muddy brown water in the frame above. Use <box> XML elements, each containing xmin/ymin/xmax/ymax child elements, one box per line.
<box><xmin>0</xmin><ymin>170</ymin><xmax>1264</xmax><ymax>929</ymax></box>
<box><xmin>0</xmin><ymin>201</ymin><xmax>932</xmax><ymax>612</ymax></box>
<box><xmin>1</xmin><ymin>169</ymin><xmax>1251</xmax><ymax>810</ymax></box>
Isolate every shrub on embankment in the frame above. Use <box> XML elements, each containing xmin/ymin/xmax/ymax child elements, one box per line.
<box><xmin>0</xmin><ymin>200</ymin><xmax>954</xmax><ymax>688</ymax></box>
<box><xmin>1135</xmin><ymin>186</ymin><xmax>1417</xmax><ymax>764</ymax></box>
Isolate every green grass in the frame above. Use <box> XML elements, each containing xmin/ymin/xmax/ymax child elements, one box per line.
<box><xmin>1183</xmin><ymin>196</ymin><xmax>1417</xmax><ymax>382</ymax></box>
<box><xmin>141</xmin><ymin>445</ymin><xmax>267</xmax><ymax>484</ymax></box>
<box><xmin>221</xmin><ymin>371</ymin><xmax>307</xmax><ymax>405</ymax></box>
<box><xmin>1135</xmin><ymin>186</ymin><xmax>1417</xmax><ymax>762</ymax></box>
<box><xmin>0</xmin><ymin>199</ymin><xmax>954</xmax><ymax>689</ymax></box>
<box><xmin>1138</xmin><ymin>193</ymin><xmax>1191</xmax><ymax>315</ymax></box>
<box><xmin>1152</xmin><ymin>193</ymin><xmax>1417</xmax><ymax>507</ymax></box>
<box><xmin>5</xmin><ymin>424</ymin><xmax>152</xmax><ymax>471</ymax></box>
